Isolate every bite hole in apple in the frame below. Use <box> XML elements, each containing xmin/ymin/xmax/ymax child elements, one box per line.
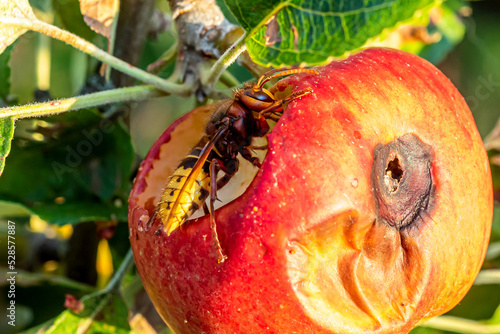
<box><xmin>136</xmin><ymin>103</ymin><xmax>269</xmax><ymax>230</ymax></box>
<box><xmin>188</xmin><ymin>136</ymin><xmax>268</xmax><ymax>220</ymax></box>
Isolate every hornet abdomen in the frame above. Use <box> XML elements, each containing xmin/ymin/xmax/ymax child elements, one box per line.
<box><xmin>157</xmin><ymin>146</ymin><xmax>211</xmax><ymax>235</ymax></box>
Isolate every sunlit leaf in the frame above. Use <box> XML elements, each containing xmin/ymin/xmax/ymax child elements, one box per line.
<box><xmin>486</xmin><ymin>304</ymin><xmax>500</xmax><ymax>325</ymax></box>
<box><xmin>46</xmin><ymin>291</ymin><xmax>130</xmax><ymax>334</ymax></box>
<box><xmin>79</xmin><ymin>0</ymin><xmax>119</xmax><ymax>39</ymax></box>
<box><xmin>18</xmin><ymin>319</ymin><xmax>54</xmax><ymax>334</ymax></box>
<box><xmin>224</xmin><ymin>0</ymin><xmax>438</xmax><ymax>66</ymax></box>
<box><xmin>0</xmin><ymin>117</ymin><xmax>14</xmax><ymax>177</ymax></box>
<box><xmin>0</xmin><ymin>0</ymin><xmax>37</xmax><ymax>54</ymax></box>
<box><xmin>0</xmin><ymin>41</ymin><xmax>14</xmax><ymax>177</ymax></box>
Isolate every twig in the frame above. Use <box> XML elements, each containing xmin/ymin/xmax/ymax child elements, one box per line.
<box><xmin>0</xmin><ymin>85</ymin><xmax>164</xmax><ymax>119</ymax></box>
<box><xmin>205</xmin><ymin>33</ymin><xmax>247</xmax><ymax>87</ymax></box>
<box><xmin>103</xmin><ymin>248</ymin><xmax>135</xmax><ymax>294</ymax></box>
<box><xmin>421</xmin><ymin>315</ymin><xmax>500</xmax><ymax>333</ymax></box>
<box><xmin>0</xmin><ymin>17</ymin><xmax>189</xmax><ymax>94</ymax></box>
<box><xmin>474</xmin><ymin>269</ymin><xmax>500</xmax><ymax>285</ymax></box>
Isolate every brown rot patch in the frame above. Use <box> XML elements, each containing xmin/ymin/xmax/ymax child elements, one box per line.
<box><xmin>371</xmin><ymin>133</ymin><xmax>434</xmax><ymax>230</ymax></box>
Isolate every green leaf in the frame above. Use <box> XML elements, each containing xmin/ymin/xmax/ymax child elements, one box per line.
<box><xmin>0</xmin><ymin>117</ymin><xmax>15</xmax><ymax>177</ymax></box>
<box><xmin>0</xmin><ymin>41</ymin><xmax>15</xmax><ymax>177</ymax></box>
<box><xmin>45</xmin><ymin>250</ymin><xmax>134</xmax><ymax>334</ymax></box>
<box><xmin>486</xmin><ymin>304</ymin><xmax>500</xmax><ymax>325</ymax></box>
<box><xmin>224</xmin><ymin>0</ymin><xmax>439</xmax><ymax>66</ymax></box>
<box><xmin>46</xmin><ymin>291</ymin><xmax>131</xmax><ymax>334</ymax></box>
<box><xmin>18</xmin><ymin>319</ymin><xmax>54</xmax><ymax>334</ymax></box>
<box><xmin>0</xmin><ymin>0</ymin><xmax>37</xmax><ymax>54</ymax></box>
<box><xmin>0</xmin><ymin>42</ymin><xmax>13</xmax><ymax>101</ymax></box>
<box><xmin>0</xmin><ymin>110</ymin><xmax>133</xmax><ymax>224</ymax></box>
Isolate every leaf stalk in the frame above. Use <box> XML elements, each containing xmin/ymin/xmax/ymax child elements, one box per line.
<box><xmin>0</xmin><ymin>85</ymin><xmax>164</xmax><ymax>119</ymax></box>
<box><xmin>205</xmin><ymin>32</ymin><xmax>247</xmax><ymax>87</ymax></box>
<box><xmin>0</xmin><ymin>17</ymin><xmax>190</xmax><ymax>94</ymax></box>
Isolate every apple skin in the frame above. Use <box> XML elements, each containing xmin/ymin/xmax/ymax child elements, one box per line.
<box><xmin>129</xmin><ymin>48</ymin><xmax>493</xmax><ymax>333</ymax></box>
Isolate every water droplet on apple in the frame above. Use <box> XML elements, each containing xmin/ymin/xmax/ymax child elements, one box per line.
<box><xmin>351</xmin><ymin>178</ymin><xmax>359</xmax><ymax>188</ymax></box>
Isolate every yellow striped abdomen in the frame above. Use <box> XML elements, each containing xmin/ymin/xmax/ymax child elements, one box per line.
<box><xmin>157</xmin><ymin>148</ymin><xmax>211</xmax><ymax>235</ymax></box>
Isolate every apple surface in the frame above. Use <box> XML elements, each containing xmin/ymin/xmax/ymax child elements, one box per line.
<box><xmin>129</xmin><ymin>48</ymin><xmax>493</xmax><ymax>333</ymax></box>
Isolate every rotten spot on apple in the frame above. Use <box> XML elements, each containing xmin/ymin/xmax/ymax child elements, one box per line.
<box><xmin>372</xmin><ymin>133</ymin><xmax>434</xmax><ymax>230</ymax></box>
<box><xmin>129</xmin><ymin>48</ymin><xmax>493</xmax><ymax>333</ymax></box>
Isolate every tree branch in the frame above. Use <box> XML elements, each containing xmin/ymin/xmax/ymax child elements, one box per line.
<box><xmin>111</xmin><ymin>0</ymin><xmax>157</xmax><ymax>87</ymax></box>
<box><xmin>168</xmin><ymin>0</ymin><xmax>244</xmax><ymax>100</ymax></box>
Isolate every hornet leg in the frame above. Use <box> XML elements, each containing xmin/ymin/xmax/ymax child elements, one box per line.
<box><xmin>260</xmin><ymin>87</ymin><xmax>314</xmax><ymax>117</ymax></box>
<box><xmin>210</xmin><ymin>159</ymin><xmax>228</xmax><ymax>263</ymax></box>
<box><xmin>240</xmin><ymin>147</ymin><xmax>262</xmax><ymax>168</ymax></box>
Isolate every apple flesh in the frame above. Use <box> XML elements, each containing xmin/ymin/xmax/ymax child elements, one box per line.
<box><xmin>129</xmin><ymin>48</ymin><xmax>493</xmax><ymax>333</ymax></box>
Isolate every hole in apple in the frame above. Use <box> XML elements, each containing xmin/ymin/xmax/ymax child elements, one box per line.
<box><xmin>385</xmin><ymin>156</ymin><xmax>404</xmax><ymax>192</ymax></box>
<box><xmin>188</xmin><ymin>136</ymin><xmax>268</xmax><ymax>220</ymax></box>
<box><xmin>386</xmin><ymin>157</ymin><xmax>403</xmax><ymax>181</ymax></box>
<box><xmin>371</xmin><ymin>133</ymin><xmax>434</xmax><ymax>230</ymax></box>
<box><xmin>136</xmin><ymin>105</ymin><xmax>269</xmax><ymax>228</ymax></box>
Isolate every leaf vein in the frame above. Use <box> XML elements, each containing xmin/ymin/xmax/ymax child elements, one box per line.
<box><xmin>286</xmin><ymin>1</ymin><xmax>397</xmax><ymax>18</ymax></box>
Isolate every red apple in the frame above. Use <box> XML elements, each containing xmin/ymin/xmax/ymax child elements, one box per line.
<box><xmin>128</xmin><ymin>48</ymin><xmax>493</xmax><ymax>333</ymax></box>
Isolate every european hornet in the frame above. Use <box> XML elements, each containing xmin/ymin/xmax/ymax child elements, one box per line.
<box><xmin>148</xmin><ymin>68</ymin><xmax>318</xmax><ymax>262</ymax></box>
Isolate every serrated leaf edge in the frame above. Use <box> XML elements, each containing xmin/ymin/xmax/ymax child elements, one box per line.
<box><xmin>245</xmin><ymin>0</ymin><xmax>442</xmax><ymax>68</ymax></box>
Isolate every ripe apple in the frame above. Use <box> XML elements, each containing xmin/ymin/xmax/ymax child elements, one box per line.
<box><xmin>128</xmin><ymin>48</ymin><xmax>493</xmax><ymax>333</ymax></box>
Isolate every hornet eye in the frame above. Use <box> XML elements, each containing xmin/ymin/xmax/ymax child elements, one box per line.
<box><xmin>246</xmin><ymin>90</ymin><xmax>274</xmax><ymax>103</ymax></box>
